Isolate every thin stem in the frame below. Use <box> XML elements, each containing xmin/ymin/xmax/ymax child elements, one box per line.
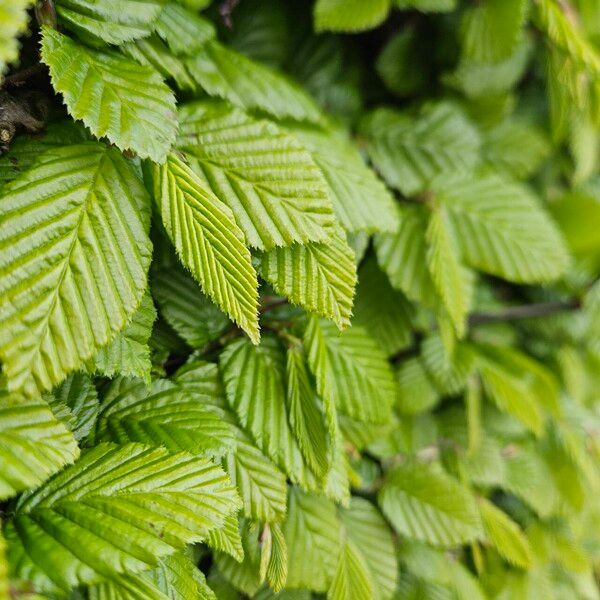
<box><xmin>468</xmin><ymin>299</ymin><xmax>580</xmax><ymax>326</ymax></box>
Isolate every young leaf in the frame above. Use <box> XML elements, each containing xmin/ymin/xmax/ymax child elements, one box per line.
<box><xmin>395</xmin><ymin>0</ymin><xmax>456</xmax><ymax>12</ymax></box>
<box><xmin>379</xmin><ymin>462</ymin><xmax>483</xmax><ymax>547</ymax></box>
<box><xmin>54</xmin><ymin>0</ymin><xmax>166</xmax><ymax>46</ymax></box>
<box><xmin>265</xmin><ymin>523</ymin><xmax>288</xmax><ymax>592</ymax></box>
<box><xmin>207</xmin><ymin>513</ymin><xmax>244</xmax><ymax>562</ymax></box>
<box><xmin>150</xmin><ymin>154</ymin><xmax>260</xmax><ymax>343</ymax></box>
<box><xmin>177</xmin><ymin>100</ymin><xmax>335</xmax><ymax>251</ymax></box>
<box><xmin>328</xmin><ymin>537</ymin><xmax>374</xmax><ymax>600</ymax></box>
<box><xmin>0</xmin><ymin>144</ymin><xmax>152</xmax><ymax>396</ymax></box>
<box><xmin>261</xmin><ymin>227</ymin><xmax>357</xmax><ymax>330</ymax></box>
<box><xmin>314</xmin><ymin>0</ymin><xmax>391</xmax><ymax>33</ymax></box>
<box><xmin>0</xmin><ymin>0</ymin><xmax>34</xmax><ymax>77</ymax></box>
<box><xmin>52</xmin><ymin>372</ymin><xmax>99</xmax><ymax>441</ymax></box>
<box><xmin>0</xmin><ymin>393</ymin><xmax>79</xmax><ymax>500</ymax></box>
<box><xmin>154</xmin><ymin>2</ymin><xmax>215</xmax><ymax>54</ymax></box>
<box><xmin>5</xmin><ymin>443</ymin><xmax>241</xmax><ymax>592</ymax></box>
<box><xmin>41</xmin><ymin>28</ymin><xmax>177</xmax><ymax>162</ymax></box>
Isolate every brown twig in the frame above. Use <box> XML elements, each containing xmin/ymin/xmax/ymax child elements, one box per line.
<box><xmin>468</xmin><ymin>299</ymin><xmax>580</xmax><ymax>326</ymax></box>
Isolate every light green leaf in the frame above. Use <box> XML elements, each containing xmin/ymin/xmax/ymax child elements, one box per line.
<box><xmin>314</xmin><ymin>0</ymin><xmax>391</xmax><ymax>33</ymax></box>
<box><xmin>361</xmin><ymin>102</ymin><xmax>481</xmax><ymax>197</ymax></box>
<box><xmin>0</xmin><ymin>144</ymin><xmax>152</xmax><ymax>396</ymax></box>
<box><xmin>284</xmin><ymin>488</ymin><xmax>342</xmax><ymax>592</ymax></box>
<box><xmin>379</xmin><ymin>462</ymin><xmax>483</xmax><ymax>547</ymax></box>
<box><xmin>353</xmin><ymin>257</ymin><xmax>414</xmax><ymax>357</ymax></box>
<box><xmin>177</xmin><ymin>100</ymin><xmax>334</xmax><ymax>251</ymax></box>
<box><xmin>265</xmin><ymin>522</ymin><xmax>288</xmax><ymax>592</ymax></box>
<box><xmin>395</xmin><ymin>0</ymin><xmax>456</xmax><ymax>11</ymax></box>
<box><xmin>88</xmin><ymin>553</ymin><xmax>216</xmax><ymax>600</ymax></box>
<box><xmin>152</xmin><ymin>263</ymin><xmax>230</xmax><ymax>349</ymax></box>
<box><xmin>478</xmin><ymin>497</ymin><xmax>533</xmax><ymax>569</ymax></box>
<box><xmin>154</xmin><ymin>3</ymin><xmax>214</xmax><ymax>55</ymax></box>
<box><xmin>92</xmin><ymin>292</ymin><xmax>156</xmax><ymax>383</ymax></box>
<box><xmin>0</xmin><ymin>393</ymin><xmax>79</xmax><ymax>501</ymax></box>
<box><xmin>185</xmin><ymin>41</ymin><xmax>323</xmax><ymax>124</ymax></box>
<box><xmin>219</xmin><ymin>337</ymin><xmax>313</xmax><ymax>485</ymax></box>
<box><xmin>150</xmin><ymin>154</ymin><xmax>259</xmax><ymax>344</ymax></box>
<box><xmin>55</xmin><ymin>0</ymin><xmax>166</xmax><ymax>46</ymax></box>
<box><xmin>286</xmin><ymin>345</ymin><xmax>330</xmax><ymax>479</ymax></box>
<box><xmin>304</xmin><ymin>316</ymin><xmax>396</xmax><ymax>423</ymax></box>
<box><xmin>41</xmin><ymin>28</ymin><xmax>177</xmax><ymax>162</ymax></box>
<box><xmin>374</xmin><ymin>204</ymin><xmax>438</xmax><ymax>306</ymax></box>
<box><xmin>328</xmin><ymin>537</ymin><xmax>374</xmax><ymax>600</ymax></box>
<box><xmin>0</xmin><ymin>523</ymin><xmax>6</xmax><ymax>600</ymax></box>
<box><xmin>426</xmin><ymin>206</ymin><xmax>473</xmax><ymax>337</ymax></box>
<box><xmin>52</xmin><ymin>372</ymin><xmax>99</xmax><ymax>441</ymax></box>
<box><xmin>5</xmin><ymin>443</ymin><xmax>240</xmax><ymax>592</ymax></box>
<box><xmin>285</xmin><ymin>125</ymin><xmax>399</xmax><ymax>234</ymax></box>
<box><xmin>341</xmin><ymin>498</ymin><xmax>398</xmax><ymax>600</ymax></box>
<box><xmin>396</xmin><ymin>358</ymin><xmax>440</xmax><ymax>415</ymax></box>
<box><xmin>96</xmin><ymin>377</ymin><xmax>236</xmax><ymax>458</ymax></box>
<box><xmin>0</xmin><ymin>0</ymin><xmax>34</xmax><ymax>77</ymax></box>
<box><xmin>438</xmin><ymin>172</ymin><xmax>570</xmax><ymax>283</ymax></box>
<box><xmin>207</xmin><ymin>513</ymin><xmax>244</xmax><ymax>563</ymax></box>
<box><xmin>261</xmin><ymin>227</ymin><xmax>357</xmax><ymax>330</ymax></box>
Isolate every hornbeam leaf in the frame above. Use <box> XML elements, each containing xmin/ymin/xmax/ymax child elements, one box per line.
<box><xmin>52</xmin><ymin>372</ymin><xmax>99</xmax><ymax>441</ymax></box>
<box><xmin>150</xmin><ymin>154</ymin><xmax>259</xmax><ymax>344</ymax></box>
<box><xmin>154</xmin><ymin>3</ymin><xmax>215</xmax><ymax>55</ymax></box>
<box><xmin>0</xmin><ymin>0</ymin><xmax>34</xmax><ymax>77</ymax></box>
<box><xmin>185</xmin><ymin>41</ymin><xmax>323</xmax><ymax>124</ymax></box>
<box><xmin>379</xmin><ymin>462</ymin><xmax>483</xmax><ymax>547</ymax></box>
<box><xmin>0</xmin><ymin>393</ymin><xmax>79</xmax><ymax>500</ymax></box>
<box><xmin>261</xmin><ymin>227</ymin><xmax>357</xmax><ymax>330</ymax></box>
<box><xmin>0</xmin><ymin>144</ymin><xmax>152</xmax><ymax>396</ymax></box>
<box><xmin>314</xmin><ymin>0</ymin><xmax>391</xmax><ymax>33</ymax></box>
<box><xmin>395</xmin><ymin>0</ymin><xmax>456</xmax><ymax>11</ymax></box>
<box><xmin>54</xmin><ymin>0</ymin><xmax>166</xmax><ymax>46</ymax></box>
<box><xmin>41</xmin><ymin>28</ymin><xmax>177</xmax><ymax>163</ymax></box>
<box><xmin>0</xmin><ymin>523</ymin><xmax>6</xmax><ymax>600</ymax></box>
<box><xmin>206</xmin><ymin>513</ymin><xmax>244</xmax><ymax>562</ymax></box>
<box><xmin>177</xmin><ymin>100</ymin><xmax>335</xmax><ymax>251</ymax></box>
<box><xmin>327</xmin><ymin>537</ymin><xmax>374</xmax><ymax>600</ymax></box>
<box><xmin>5</xmin><ymin>443</ymin><xmax>241</xmax><ymax>592</ymax></box>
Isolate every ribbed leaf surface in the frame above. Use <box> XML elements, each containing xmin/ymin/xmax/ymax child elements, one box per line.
<box><xmin>314</xmin><ymin>0</ymin><xmax>391</xmax><ymax>32</ymax></box>
<box><xmin>206</xmin><ymin>513</ymin><xmax>244</xmax><ymax>562</ymax></box>
<box><xmin>304</xmin><ymin>316</ymin><xmax>396</xmax><ymax>423</ymax></box>
<box><xmin>150</xmin><ymin>154</ymin><xmax>259</xmax><ymax>343</ymax></box>
<box><xmin>185</xmin><ymin>41</ymin><xmax>323</xmax><ymax>124</ymax></box>
<box><xmin>286</xmin><ymin>125</ymin><xmax>399</xmax><ymax>234</ymax></box>
<box><xmin>55</xmin><ymin>0</ymin><xmax>165</xmax><ymax>45</ymax></box>
<box><xmin>0</xmin><ymin>0</ymin><xmax>34</xmax><ymax>76</ymax></box>
<box><xmin>177</xmin><ymin>100</ymin><xmax>334</xmax><ymax>250</ymax></box>
<box><xmin>5</xmin><ymin>443</ymin><xmax>240</xmax><ymax>592</ymax></box>
<box><xmin>328</xmin><ymin>538</ymin><xmax>373</xmax><ymax>600</ymax></box>
<box><xmin>261</xmin><ymin>228</ymin><xmax>357</xmax><ymax>330</ymax></box>
<box><xmin>379</xmin><ymin>463</ymin><xmax>483</xmax><ymax>547</ymax></box>
<box><xmin>41</xmin><ymin>28</ymin><xmax>177</xmax><ymax>162</ymax></box>
<box><xmin>96</xmin><ymin>378</ymin><xmax>236</xmax><ymax>458</ymax></box>
<box><xmin>154</xmin><ymin>3</ymin><xmax>214</xmax><ymax>55</ymax></box>
<box><xmin>439</xmin><ymin>173</ymin><xmax>570</xmax><ymax>283</ymax></box>
<box><xmin>362</xmin><ymin>102</ymin><xmax>481</xmax><ymax>196</ymax></box>
<box><xmin>0</xmin><ymin>394</ymin><xmax>79</xmax><ymax>500</ymax></box>
<box><xmin>0</xmin><ymin>144</ymin><xmax>152</xmax><ymax>396</ymax></box>
<box><xmin>284</xmin><ymin>488</ymin><xmax>341</xmax><ymax>592</ymax></box>
<box><xmin>52</xmin><ymin>372</ymin><xmax>99</xmax><ymax>441</ymax></box>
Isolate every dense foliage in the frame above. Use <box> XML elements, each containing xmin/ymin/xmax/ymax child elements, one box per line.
<box><xmin>0</xmin><ymin>0</ymin><xmax>599</xmax><ymax>598</ymax></box>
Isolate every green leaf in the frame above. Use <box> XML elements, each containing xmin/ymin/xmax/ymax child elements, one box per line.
<box><xmin>0</xmin><ymin>0</ymin><xmax>34</xmax><ymax>77</ymax></box>
<box><xmin>177</xmin><ymin>100</ymin><xmax>335</xmax><ymax>251</ymax></box>
<box><xmin>438</xmin><ymin>172</ymin><xmax>570</xmax><ymax>283</ymax></box>
<box><xmin>152</xmin><ymin>262</ymin><xmax>230</xmax><ymax>349</ymax></box>
<box><xmin>264</xmin><ymin>522</ymin><xmax>288</xmax><ymax>592</ymax></box>
<box><xmin>206</xmin><ymin>513</ymin><xmax>244</xmax><ymax>562</ymax></box>
<box><xmin>341</xmin><ymin>498</ymin><xmax>398</xmax><ymax>600</ymax></box>
<box><xmin>41</xmin><ymin>28</ymin><xmax>177</xmax><ymax>162</ymax></box>
<box><xmin>304</xmin><ymin>316</ymin><xmax>396</xmax><ymax>423</ymax></box>
<box><xmin>154</xmin><ymin>3</ymin><xmax>215</xmax><ymax>55</ymax></box>
<box><xmin>328</xmin><ymin>537</ymin><xmax>374</xmax><ymax>600</ymax></box>
<box><xmin>261</xmin><ymin>227</ymin><xmax>357</xmax><ymax>330</ymax></box>
<box><xmin>379</xmin><ymin>462</ymin><xmax>483</xmax><ymax>547</ymax></box>
<box><xmin>284</xmin><ymin>125</ymin><xmax>399</xmax><ymax>234</ymax></box>
<box><xmin>0</xmin><ymin>143</ymin><xmax>152</xmax><ymax>396</ymax></box>
<box><xmin>396</xmin><ymin>357</ymin><xmax>440</xmax><ymax>415</ymax></box>
<box><xmin>219</xmin><ymin>336</ymin><xmax>314</xmax><ymax>484</ymax></box>
<box><xmin>361</xmin><ymin>102</ymin><xmax>481</xmax><ymax>197</ymax></box>
<box><xmin>91</xmin><ymin>291</ymin><xmax>156</xmax><ymax>383</ymax></box>
<box><xmin>55</xmin><ymin>0</ymin><xmax>166</xmax><ymax>46</ymax></box>
<box><xmin>96</xmin><ymin>377</ymin><xmax>236</xmax><ymax>458</ymax></box>
<box><xmin>51</xmin><ymin>372</ymin><xmax>99</xmax><ymax>441</ymax></box>
<box><xmin>0</xmin><ymin>523</ymin><xmax>6</xmax><ymax>600</ymax></box>
<box><xmin>150</xmin><ymin>153</ymin><xmax>259</xmax><ymax>343</ymax></box>
<box><xmin>353</xmin><ymin>257</ymin><xmax>414</xmax><ymax>357</ymax></box>
<box><xmin>185</xmin><ymin>41</ymin><xmax>323</xmax><ymax>124</ymax></box>
<box><xmin>88</xmin><ymin>553</ymin><xmax>216</xmax><ymax>600</ymax></box>
<box><xmin>314</xmin><ymin>0</ymin><xmax>391</xmax><ymax>33</ymax></box>
<box><xmin>284</xmin><ymin>488</ymin><xmax>341</xmax><ymax>592</ymax></box>
<box><xmin>426</xmin><ymin>206</ymin><xmax>473</xmax><ymax>337</ymax></box>
<box><xmin>461</xmin><ymin>0</ymin><xmax>528</xmax><ymax>63</ymax></box>
<box><xmin>286</xmin><ymin>345</ymin><xmax>331</xmax><ymax>479</ymax></box>
<box><xmin>0</xmin><ymin>393</ymin><xmax>79</xmax><ymax>501</ymax></box>
<box><xmin>478</xmin><ymin>498</ymin><xmax>533</xmax><ymax>569</ymax></box>
<box><xmin>5</xmin><ymin>443</ymin><xmax>241</xmax><ymax>592</ymax></box>
<box><xmin>395</xmin><ymin>0</ymin><xmax>456</xmax><ymax>11</ymax></box>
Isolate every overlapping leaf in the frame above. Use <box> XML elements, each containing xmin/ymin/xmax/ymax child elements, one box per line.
<box><xmin>0</xmin><ymin>0</ymin><xmax>34</xmax><ymax>77</ymax></box>
<box><xmin>314</xmin><ymin>0</ymin><xmax>391</xmax><ymax>32</ymax></box>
